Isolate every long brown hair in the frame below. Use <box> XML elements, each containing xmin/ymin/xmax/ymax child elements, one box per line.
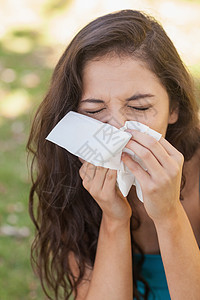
<box><xmin>27</xmin><ymin>10</ymin><xmax>200</xmax><ymax>300</ymax></box>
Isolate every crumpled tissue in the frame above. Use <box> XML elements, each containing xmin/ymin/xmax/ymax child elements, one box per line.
<box><xmin>46</xmin><ymin>111</ymin><xmax>162</xmax><ymax>202</ymax></box>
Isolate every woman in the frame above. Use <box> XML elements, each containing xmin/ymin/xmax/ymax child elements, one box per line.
<box><xmin>27</xmin><ymin>10</ymin><xmax>200</xmax><ymax>300</ymax></box>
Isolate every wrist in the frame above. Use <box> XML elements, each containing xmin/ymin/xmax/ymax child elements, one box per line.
<box><xmin>101</xmin><ymin>213</ymin><xmax>131</xmax><ymax>234</ymax></box>
<box><xmin>154</xmin><ymin>201</ymin><xmax>184</xmax><ymax>233</ymax></box>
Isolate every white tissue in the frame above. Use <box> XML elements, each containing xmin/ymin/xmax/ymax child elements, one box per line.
<box><xmin>46</xmin><ymin>111</ymin><xmax>162</xmax><ymax>202</ymax></box>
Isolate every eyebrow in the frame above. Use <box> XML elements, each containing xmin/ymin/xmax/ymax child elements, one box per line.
<box><xmin>80</xmin><ymin>93</ymin><xmax>155</xmax><ymax>103</ymax></box>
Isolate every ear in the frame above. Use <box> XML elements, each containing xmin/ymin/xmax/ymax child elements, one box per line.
<box><xmin>168</xmin><ymin>105</ymin><xmax>179</xmax><ymax>124</ymax></box>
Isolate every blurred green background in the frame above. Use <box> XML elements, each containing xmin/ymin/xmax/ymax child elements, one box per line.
<box><xmin>0</xmin><ymin>0</ymin><xmax>199</xmax><ymax>299</ymax></box>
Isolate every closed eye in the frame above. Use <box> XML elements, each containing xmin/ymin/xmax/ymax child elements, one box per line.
<box><xmin>85</xmin><ymin>107</ymin><xmax>150</xmax><ymax>115</ymax></box>
<box><xmin>128</xmin><ymin>106</ymin><xmax>150</xmax><ymax>111</ymax></box>
<box><xmin>84</xmin><ymin>108</ymin><xmax>106</xmax><ymax>115</ymax></box>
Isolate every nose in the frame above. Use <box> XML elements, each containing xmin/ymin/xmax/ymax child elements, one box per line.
<box><xmin>106</xmin><ymin>110</ymin><xmax>128</xmax><ymax>129</ymax></box>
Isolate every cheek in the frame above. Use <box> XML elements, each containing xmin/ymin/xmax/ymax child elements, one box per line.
<box><xmin>149</xmin><ymin>115</ymin><xmax>169</xmax><ymax>136</ymax></box>
<box><xmin>135</xmin><ymin>109</ymin><xmax>169</xmax><ymax>136</ymax></box>
<box><xmin>126</xmin><ymin>109</ymin><xmax>157</xmax><ymax>126</ymax></box>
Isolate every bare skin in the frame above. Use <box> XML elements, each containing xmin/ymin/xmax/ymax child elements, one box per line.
<box><xmin>129</xmin><ymin>146</ymin><xmax>200</xmax><ymax>254</ymax></box>
<box><xmin>70</xmin><ymin>55</ymin><xmax>200</xmax><ymax>299</ymax></box>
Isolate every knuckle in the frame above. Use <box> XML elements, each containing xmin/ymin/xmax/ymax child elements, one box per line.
<box><xmin>79</xmin><ymin>167</ymin><xmax>84</xmax><ymax>175</ymax></box>
<box><xmin>82</xmin><ymin>178</ymin><xmax>91</xmax><ymax>189</ymax></box>
<box><xmin>147</xmin><ymin>183</ymin><xmax>157</xmax><ymax>194</ymax></box>
<box><xmin>152</xmin><ymin>173</ymin><xmax>170</xmax><ymax>190</ymax></box>
<box><xmin>174</xmin><ymin>149</ymin><xmax>184</xmax><ymax>165</ymax></box>
<box><xmin>106</xmin><ymin>170</ymin><xmax>116</xmax><ymax>181</ymax></box>
<box><xmin>106</xmin><ymin>174</ymin><xmax>114</xmax><ymax>181</ymax></box>
<box><xmin>82</xmin><ymin>180</ymin><xmax>88</xmax><ymax>189</ymax></box>
<box><xmin>164</xmin><ymin>174</ymin><xmax>171</xmax><ymax>184</ymax></box>
<box><xmin>79</xmin><ymin>170</ymin><xmax>84</xmax><ymax>179</ymax></box>
<box><xmin>171</xmin><ymin>163</ymin><xmax>180</xmax><ymax>178</ymax></box>
<box><xmin>159</xmin><ymin>170</ymin><xmax>170</xmax><ymax>181</ymax></box>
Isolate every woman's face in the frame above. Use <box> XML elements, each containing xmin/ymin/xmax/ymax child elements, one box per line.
<box><xmin>78</xmin><ymin>55</ymin><xmax>178</xmax><ymax>136</ymax></box>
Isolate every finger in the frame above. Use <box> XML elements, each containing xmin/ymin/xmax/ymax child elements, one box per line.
<box><xmin>126</xmin><ymin>129</ymin><xmax>182</xmax><ymax>160</ymax></box>
<box><xmin>79</xmin><ymin>161</ymin><xmax>96</xmax><ymax>183</ymax></box>
<box><xmin>125</xmin><ymin>129</ymin><xmax>182</xmax><ymax>171</ymax></box>
<box><xmin>79</xmin><ymin>161</ymin><xmax>89</xmax><ymax>179</ymax></box>
<box><xmin>125</xmin><ymin>129</ymin><xmax>169</xmax><ymax>163</ymax></box>
<box><xmin>124</xmin><ymin>139</ymin><xmax>162</xmax><ymax>176</ymax></box>
<box><xmin>121</xmin><ymin>152</ymin><xmax>150</xmax><ymax>186</ymax></box>
<box><xmin>92</xmin><ymin>166</ymin><xmax>109</xmax><ymax>190</ymax></box>
<box><xmin>84</xmin><ymin>162</ymin><xmax>97</xmax><ymax>183</ymax></box>
<box><xmin>102</xmin><ymin>168</ymin><xmax>118</xmax><ymax>193</ymax></box>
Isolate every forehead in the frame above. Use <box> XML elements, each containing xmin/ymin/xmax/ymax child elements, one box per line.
<box><xmin>82</xmin><ymin>55</ymin><xmax>148</xmax><ymax>77</ymax></box>
<box><xmin>81</xmin><ymin>55</ymin><xmax>166</xmax><ymax>99</ymax></box>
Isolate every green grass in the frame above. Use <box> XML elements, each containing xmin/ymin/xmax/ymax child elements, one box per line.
<box><xmin>0</xmin><ymin>27</ymin><xmax>52</xmax><ymax>299</ymax></box>
<box><xmin>0</xmin><ymin>115</ymin><xmax>46</xmax><ymax>299</ymax></box>
<box><xmin>0</xmin><ymin>237</ymin><xmax>43</xmax><ymax>300</ymax></box>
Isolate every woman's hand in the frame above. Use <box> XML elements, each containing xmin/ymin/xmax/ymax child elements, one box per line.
<box><xmin>79</xmin><ymin>162</ymin><xmax>132</xmax><ymax>224</ymax></box>
<box><xmin>121</xmin><ymin>129</ymin><xmax>184</xmax><ymax>223</ymax></box>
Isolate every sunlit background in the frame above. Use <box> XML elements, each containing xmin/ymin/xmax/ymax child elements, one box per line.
<box><xmin>0</xmin><ymin>0</ymin><xmax>200</xmax><ymax>299</ymax></box>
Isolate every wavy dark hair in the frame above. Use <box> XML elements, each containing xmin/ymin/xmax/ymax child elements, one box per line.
<box><xmin>27</xmin><ymin>9</ymin><xmax>200</xmax><ymax>300</ymax></box>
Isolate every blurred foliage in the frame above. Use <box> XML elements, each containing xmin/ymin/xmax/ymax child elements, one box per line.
<box><xmin>42</xmin><ymin>0</ymin><xmax>73</xmax><ymax>15</ymax></box>
<box><xmin>0</xmin><ymin>16</ymin><xmax>53</xmax><ymax>300</ymax></box>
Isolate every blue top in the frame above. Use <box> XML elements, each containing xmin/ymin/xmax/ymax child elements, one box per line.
<box><xmin>133</xmin><ymin>254</ymin><xmax>171</xmax><ymax>299</ymax></box>
<box><xmin>133</xmin><ymin>174</ymin><xmax>200</xmax><ymax>299</ymax></box>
